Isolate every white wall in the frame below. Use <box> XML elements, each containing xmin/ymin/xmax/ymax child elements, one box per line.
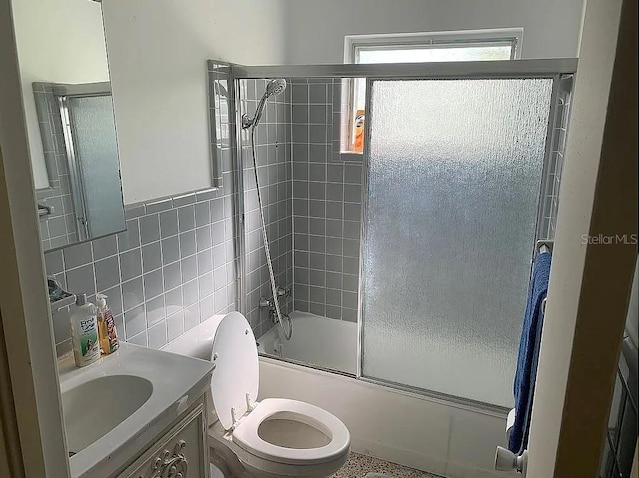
<box><xmin>11</xmin><ymin>0</ymin><xmax>109</xmax><ymax>190</ymax></box>
<box><xmin>102</xmin><ymin>0</ymin><xmax>584</xmax><ymax>204</ymax></box>
<box><xmin>283</xmin><ymin>0</ymin><xmax>584</xmax><ymax>63</ymax></box>
<box><xmin>528</xmin><ymin>0</ymin><xmax>633</xmax><ymax>473</ymax></box>
<box><xmin>102</xmin><ymin>0</ymin><xmax>288</xmax><ymax>205</ymax></box>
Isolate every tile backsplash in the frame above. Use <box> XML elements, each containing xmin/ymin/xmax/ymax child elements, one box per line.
<box><xmin>45</xmin><ymin>185</ymin><xmax>238</xmax><ymax>357</ymax></box>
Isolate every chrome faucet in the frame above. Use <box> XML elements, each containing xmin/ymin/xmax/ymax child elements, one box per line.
<box><xmin>259</xmin><ymin>286</ymin><xmax>291</xmax><ymax>309</ymax></box>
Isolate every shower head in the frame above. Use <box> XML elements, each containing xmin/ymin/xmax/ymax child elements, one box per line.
<box><xmin>242</xmin><ymin>79</ymin><xmax>287</xmax><ymax>129</ymax></box>
<box><xmin>264</xmin><ymin>78</ymin><xmax>287</xmax><ymax>98</ymax></box>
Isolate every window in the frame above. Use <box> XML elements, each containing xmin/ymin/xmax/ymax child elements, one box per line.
<box><xmin>342</xmin><ymin>29</ymin><xmax>522</xmax><ymax>155</ymax></box>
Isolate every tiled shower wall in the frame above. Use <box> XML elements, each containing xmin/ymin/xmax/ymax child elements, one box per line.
<box><xmin>226</xmin><ymin>76</ymin><xmax>362</xmax><ymax>334</ymax></box>
<box><xmin>285</xmin><ymin>75</ymin><xmax>570</xmax><ymax>324</ymax></box>
<box><xmin>44</xmin><ymin>182</ymin><xmax>238</xmax><ymax>356</ymax></box>
<box><xmin>289</xmin><ymin>78</ymin><xmax>363</xmax><ymax>322</ymax></box>
<box><xmin>239</xmin><ymin>79</ymin><xmax>293</xmax><ymax>336</ymax></box>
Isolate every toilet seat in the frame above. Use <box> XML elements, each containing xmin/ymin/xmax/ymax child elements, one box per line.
<box><xmin>232</xmin><ymin>398</ymin><xmax>350</xmax><ymax>465</ymax></box>
<box><xmin>209</xmin><ymin>312</ymin><xmax>350</xmax><ymax>476</ymax></box>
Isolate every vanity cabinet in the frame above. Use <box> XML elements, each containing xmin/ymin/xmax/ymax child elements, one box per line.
<box><xmin>119</xmin><ymin>399</ymin><xmax>209</xmax><ymax>478</ymax></box>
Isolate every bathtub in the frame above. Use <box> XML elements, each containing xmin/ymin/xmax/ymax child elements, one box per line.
<box><xmin>256</xmin><ymin>314</ymin><xmax>510</xmax><ymax>478</ymax></box>
<box><xmin>258</xmin><ymin>357</ymin><xmax>510</xmax><ymax>478</ymax></box>
<box><xmin>257</xmin><ymin>311</ymin><xmax>357</xmax><ymax>374</ymax></box>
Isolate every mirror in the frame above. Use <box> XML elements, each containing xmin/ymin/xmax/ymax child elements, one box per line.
<box><xmin>11</xmin><ymin>0</ymin><xmax>125</xmax><ymax>251</ymax></box>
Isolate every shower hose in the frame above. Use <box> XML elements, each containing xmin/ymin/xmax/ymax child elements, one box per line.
<box><xmin>250</xmin><ymin>126</ymin><xmax>292</xmax><ymax>340</ymax></box>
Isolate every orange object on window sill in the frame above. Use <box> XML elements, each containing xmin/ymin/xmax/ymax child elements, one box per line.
<box><xmin>354</xmin><ymin>109</ymin><xmax>365</xmax><ymax>153</ymax></box>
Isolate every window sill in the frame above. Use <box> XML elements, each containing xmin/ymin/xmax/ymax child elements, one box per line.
<box><xmin>339</xmin><ymin>152</ymin><xmax>364</xmax><ymax>162</ymax></box>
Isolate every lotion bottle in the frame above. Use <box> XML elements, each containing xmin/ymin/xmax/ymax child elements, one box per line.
<box><xmin>96</xmin><ymin>293</ymin><xmax>119</xmax><ymax>355</ymax></box>
<box><xmin>70</xmin><ymin>294</ymin><xmax>100</xmax><ymax>367</ymax></box>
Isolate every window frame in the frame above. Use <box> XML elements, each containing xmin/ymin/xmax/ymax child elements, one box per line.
<box><xmin>340</xmin><ymin>29</ymin><xmax>523</xmax><ymax>158</ymax></box>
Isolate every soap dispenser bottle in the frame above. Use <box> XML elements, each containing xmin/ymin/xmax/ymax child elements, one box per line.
<box><xmin>96</xmin><ymin>293</ymin><xmax>119</xmax><ymax>355</ymax></box>
<box><xmin>70</xmin><ymin>294</ymin><xmax>100</xmax><ymax>367</ymax></box>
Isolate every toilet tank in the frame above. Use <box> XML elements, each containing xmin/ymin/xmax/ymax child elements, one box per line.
<box><xmin>162</xmin><ymin>315</ymin><xmax>225</xmax><ymax>359</ymax></box>
<box><xmin>162</xmin><ymin>315</ymin><xmax>226</xmax><ymax>427</ymax></box>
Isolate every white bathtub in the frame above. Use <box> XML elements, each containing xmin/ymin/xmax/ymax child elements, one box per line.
<box><xmin>258</xmin><ymin>358</ymin><xmax>511</xmax><ymax>478</ymax></box>
<box><xmin>255</xmin><ymin>313</ymin><xmax>511</xmax><ymax>478</ymax></box>
<box><xmin>257</xmin><ymin>311</ymin><xmax>357</xmax><ymax>374</ymax></box>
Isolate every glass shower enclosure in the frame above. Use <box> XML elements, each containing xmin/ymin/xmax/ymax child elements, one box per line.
<box><xmin>207</xmin><ymin>59</ymin><xmax>576</xmax><ymax>411</ymax></box>
<box><xmin>363</xmin><ymin>78</ymin><xmax>553</xmax><ymax>407</ymax></box>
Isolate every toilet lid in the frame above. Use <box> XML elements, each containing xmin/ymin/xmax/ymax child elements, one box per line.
<box><xmin>210</xmin><ymin>312</ymin><xmax>259</xmax><ymax>430</ymax></box>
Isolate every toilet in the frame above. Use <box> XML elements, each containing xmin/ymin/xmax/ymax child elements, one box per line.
<box><xmin>169</xmin><ymin>311</ymin><xmax>351</xmax><ymax>478</ymax></box>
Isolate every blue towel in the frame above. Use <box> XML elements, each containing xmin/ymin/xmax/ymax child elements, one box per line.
<box><xmin>508</xmin><ymin>251</ymin><xmax>552</xmax><ymax>454</ymax></box>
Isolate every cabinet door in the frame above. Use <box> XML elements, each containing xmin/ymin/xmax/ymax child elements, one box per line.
<box><xmin>123</xmin><ymin>404</ymin><xmax>208</xmax><ymax>478</ymax></box>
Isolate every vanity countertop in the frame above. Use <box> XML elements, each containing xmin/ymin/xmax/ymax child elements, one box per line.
<box><xmin>58</xmin><ymin>342</ymin><xmax>214</xmax><ymax>478</ymax></box>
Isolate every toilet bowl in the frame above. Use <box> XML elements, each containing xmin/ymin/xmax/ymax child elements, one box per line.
<box><xmin>206</xmin><ymin>312</ymin><xmax>350</xmax><ymax>478</ymax></box>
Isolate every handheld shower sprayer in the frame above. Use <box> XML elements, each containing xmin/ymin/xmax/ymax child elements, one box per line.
<box><xmin>242</xmin><ymin>78</ymin><xmax>292</xmax><ymax>340</ymax></box>
<box><xmin>242</xmin><ymin>79</ymin><xmax>287</xmax><ymax>129</ymax></box>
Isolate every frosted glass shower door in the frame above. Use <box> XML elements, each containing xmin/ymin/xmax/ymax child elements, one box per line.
<box><xmin>361</xmin><ymin>78</ymin><xmax>553</xmax><ymax>407</ymax></box>
<box><xmin>67</xmin><ymin>95</ymin><xmax>123</xmax><ymax>238</ymax></box>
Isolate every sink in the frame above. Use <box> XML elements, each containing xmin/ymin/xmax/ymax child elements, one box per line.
<box><xmin>62</xmin><ymin>375</ymin><xmax>153</xmax><ymax>454</ymax></box>
<box><xmin>58</xmin><ymin>343</ymin><xmax>214</xmax><ymax>477</ymax></box>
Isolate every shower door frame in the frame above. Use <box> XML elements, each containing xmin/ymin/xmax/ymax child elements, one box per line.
<box><xmin>229</xmin><ymin>58</ymin><xmax>577</xmax><ymax>413</ymax></box>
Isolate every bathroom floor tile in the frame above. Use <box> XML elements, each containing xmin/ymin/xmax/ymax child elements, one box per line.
<box><xmin>332</xmin><ymin>453</ymin><xmax>442</xmax><ymax>478</ymax></box>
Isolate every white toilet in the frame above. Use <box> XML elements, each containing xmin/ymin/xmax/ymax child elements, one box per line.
<box><xmin>168</xmin><ymin>311</ymin><xmax>351</xmax><ymax>478</ymax></box>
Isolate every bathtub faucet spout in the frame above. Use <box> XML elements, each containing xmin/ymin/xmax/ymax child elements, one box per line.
<box><xmin>259</xmin><ymin>287</ymin><xmax>293</xmax><ymax>340</ymax></box>
<box><xmin>270</xmin><ymin>309</ymin><xmax>290</xmax><ymax>324</ymax></box>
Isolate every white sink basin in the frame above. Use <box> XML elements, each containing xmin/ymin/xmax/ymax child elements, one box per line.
<box><xmin>62</xmin><ymin>375</ymin><xmax>153</xmax><ymax>454</ymax></box>
<box><xmin>58</xmin><ymin>343</ymin><xmax>214</xmax><ymax>478</ymax></box>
